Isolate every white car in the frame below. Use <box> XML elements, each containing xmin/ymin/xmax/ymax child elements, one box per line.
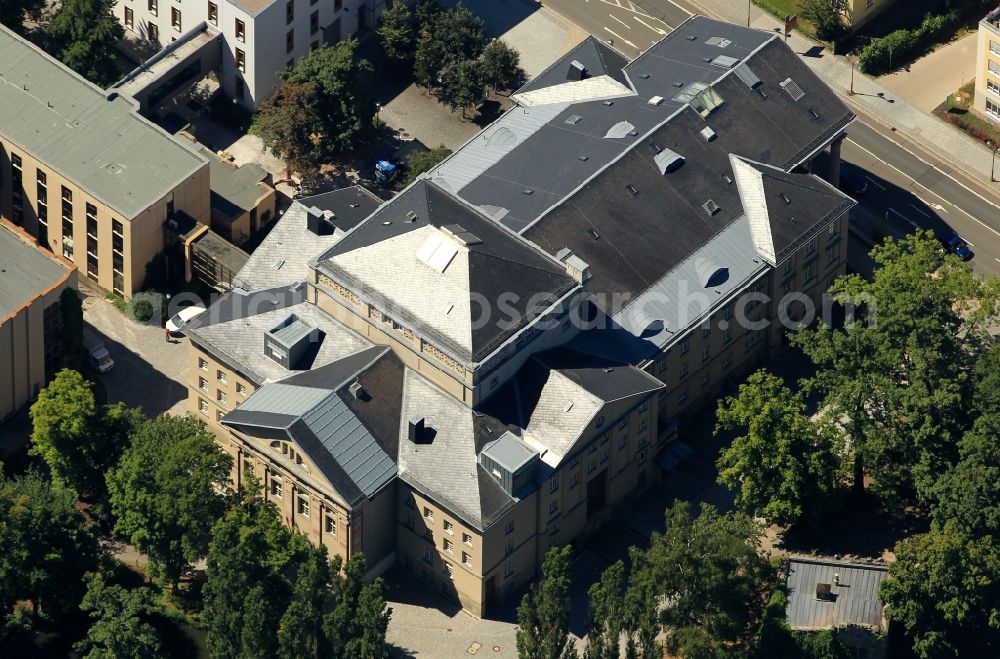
<box><xmin>166</xmin><ymin>304</ymin><xmax>207</xmax><ymax>335</ymax></box>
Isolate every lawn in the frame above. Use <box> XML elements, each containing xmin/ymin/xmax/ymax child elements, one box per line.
<box><xmin>753</xmin><ymin>0</ymin><xmax>817</xmax><ymax>37</ymax></box>
<box><xmin>934</xmin><ymin>80</ymin><xmax>1000</xmax><ymax>147</ymax></box>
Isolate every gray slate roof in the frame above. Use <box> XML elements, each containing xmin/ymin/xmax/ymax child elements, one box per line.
<box><xmin>0</xmin><ymin>224</ymin><xmax>70</xmax><ymax>318</ymax></box>
<box><xmin>785</xmin><ymin>558</ymin><xmax>888</xmax><ymax>631</ymax></box>
<box><xmin>0</xmin><ymin>26</ymin><xmax>206</xmax><ymax>220</ymax></box>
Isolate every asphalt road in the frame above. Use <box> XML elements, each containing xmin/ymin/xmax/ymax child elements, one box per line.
<box><xmin>540</xmin><ymin>0</ymin><xmax>687</xmax><ymax>57</ymax></box>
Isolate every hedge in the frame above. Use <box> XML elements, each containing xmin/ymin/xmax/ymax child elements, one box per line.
<box><xmin>858</xmin><ymin>11</ymin><xmax>959</xmax><ymax>75</ymax></box>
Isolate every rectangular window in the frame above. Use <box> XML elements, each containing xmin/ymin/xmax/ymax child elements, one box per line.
<box><xmin>504</xmin><ymin>520</ymin><xmax>513</xmax><ymax>535</ymax></box>
<box><xmin>723</xmin><ymin>353</ymin><xmax>732</xmax><ymax>368</ymax></box>
<box><xmin>701</xmin><ymin>345</ymin><xmax>710</xmax><ymax>362</ymax></box>
<box><xmin>570</xmin><ymin>472</ymin><xmax>579</xmax><ymax>487</ymax></box>
<box><xmin>504</xmin><ymin>561</ymin><xmax>513</xmax><ymax>578</ymax></box>
<box><xmin>462</xmin><ymin>552</ymin><xmax>472</xmax><ymax>567</ymax></box>
<box><xmin>87</xmin><ymin>217</ymin><xmax>98</xmax><ymax>238</ymax></box>
<box><xmin>198</xmin><ymin>398</ymin><xmax>208</xmax><ymax>415</ymax></box>
<box><xmin>236</xmin><ymin>48</ymin><xmax>246</xmax><ymax>72</ymax></box>
<box><xmin>124</xmin><ymin>6</ymin><xmax>133</xmax><ymax>28</ymax></box>
<box><xmin>286</xmin><ymin>29</ymin><xmax>294</xmax><ymax>53</ymax></box>
<box><xmin>548</xmin><ymin>501</ymin><xmax>559</xmax><ymax>515</ymax></box>
<box><xmin>217</xmin><ymin>369</ymin><xmax>227</xmax><ymax>383</ymax></box>
<box><xmin>992</xmin><ymin>41</ymin><xmax>1000</xmax><ymax>56</ymax></box>
<box><xmin>148</xmin><ymin>22</ymin><xmax>158</xmax><ymax>42</ymax></box>
<box><xmin>171</xmin><ymin>7</ymin><xmax>181</xmax><ymax>31</ymax></box>
<box><xmin>86</xmin><ymin>254</ymin><xmax>98</xmax><ymax>280</ymax></box>
<box><xmin>310</xmin><ymin>10</ymin><xmax>318</xmax><ymax>34</ymax></box>
<box><xmin>504</xmin><ymin>538</ymin><xmax>513</xmax><ymax>555</ymax></box>
<box><xmin>297</xmin><ymin>496</ymin><xmax>309</xmax><ymax>516</ymax></box>
<box><xmin>991</xmin><ymin>60</ymin><xmax>1000</xmax><ymax>77</ymax></box>
<box><xmin>237</xmin><ymin>382</ymin><xmax>247</xmax><ymax>395</ymax></box>
<box><xmin>679</xmin><ymin>362</ymin><xmax>688</xmax><ymax>377</ymax></box>
<box><xmin>700</xmin><ymin>371</ymin><xmax>710</xmax><ymax>385</ymax></box>
<box><xmin>443</xmin><ymin>538</ymin><xmax>453</xmax><ymax>553</ymax></box>
<box><xmin>11</xmin><ymin>153</ymin><xmax>22</xmax><ymax>169</ymax></box>
<box><xmin>199</xmin><ymin>357</ymin><xmax>208</xmax><ymax>370</ymax></box>
<box><xmin>423</xmin><ymin>507</ymin><xmax>433</xmax><ymax>521</ymax></box>
<box><xmin>462</xmin><ymin>532</ymin><xmax>472</xmax><ymax>546</ymax></box>
<box><xmin>600</xmin><ymin>448</ymin><xmax>609</xmax><ymax>464</ymax></box>
<box><xmin>423</xmin><ymin>547</ymin><xmax>433</xmax><ymax>564</ymax></box>
<box><xmin>235</xmin><ymin>18</ymin><xmax>245</xmax><ymax>41</ymax></box>
<box><xmin>549</xmin><ymin>474</ymin><xmax>558</xmax><ymax>493</ymax></box>
<box><xmin>207</xmin><ymin>1</ymin><xmax>217</xmax><ymax>24</ymax></box>
<box><xmin>148</xmin><ymin>0</ymin><xmax>157</xmax><ymax>15</ymax></box>
<box><xmin>286</xmin><ymin>0</ymin><xmax>294</xmax><ymax>24</ymax></box>
<box><xmin>445</xmin><ymin>564</ymin><xmax>454</xmax><ymax>580</ymax></box>
<box><xmin>198</xmin><ymin>377</ymin><xmax>207</xmax><ymax>391</ymax></box>
<box><xmin>443</xmin><ymin>520</ymin><xmax>453</xmax><ymax>533</ymax></box>
<box><xmin>270</xmin><ymin>475</ymin><xmax>283</xmax><ymax>498</ymax></box>
<box><xmin>234</xmin><ymin>76</ymin><xmax>244</xmax><ymax>100</ymax></box>
<box><xmin>679</xmin><ymin>337</ymin><xmax>689</xmax><ymax>355</ymax></box>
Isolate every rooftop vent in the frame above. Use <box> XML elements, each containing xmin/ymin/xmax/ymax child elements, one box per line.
<box><xmin>264</xmin><ymin>314</ymin><xmax>322</xmax><ymax>370</ymax></box>
<box><xmin>555</xmin><ymin>247</ymin><xmax>591</xmax><ymax>284</ymax></box>
<box><xmin>706</xmin><ymin>36</ymin><xmax>732</xmax><ymax>48</ymax></box>
<box><xmin>672</xmin><ymin>81</ymin><xmax>684</xmax><ymax>88</ymax></box>
<box><xmin>627</xmin><ymin>184</ymin><xmax>639</xmax><ymax>196</ymax></box>
<box><xmin>734</xmin><ymin>64</ymin><xmax>762</xmax><ymax>89</ymax></box>
<box><xmin>567</xmin><ymin>59</ymin><xmax>587</xmax><ymax>81</ymax></box>
<box><xmin>779</xmin><ymin>192</ymin><xmax>791</xmax><ymax>205</ymax></box>
<box><xmin>306</xmin><ymin>206</ymin><xmax>335</xmax><ymax>235</ymax></box>
<box><xmin>522</xmin><ymin>188</ymin><xmax>534</xmax><ymax>195</ymax></box>
<box><xmin>648</xmin><ymin>95</ymin><xmax>664</xmax><ymax>106</ymax></box>
<box><xmin>780</xmin><ymin>77</ymin><xmax>806</xmax><ymax>101</ymax></box>
<box><xmin>406</xmin><ymin>210</ymin><xmax>418</xmax><ymax>222</ymax></box>
<box><xmin>649</xmin><ymin>141</ymin><xmax>662</xmax><ymax>154</ymax></box>
<box><xmin>809</xmin><ymin>108</ymin><xmax>821</xmax><ymax>121</ymax></box>
<box><xmin>700</xmin><ymin>126</ymin><xmax>717</xmax><ymax>142</ymax></box>
<box><xmin>702</xmin><ymin>199</ymin><xmax>721</xmax><ymax>216</ymax></box>
<box><xmin>604</xmin><ymin>120</ymin><xmax>636</xmax><ymax>139</ymax></box>
<box><xmin>654</xmin><ymin>148</ymin><xmax>685</xmax><ymax>175</ymax></box>
<box><xmin>349</xmin><ymin>381</ymin><xmax>366</xmax><ymax>400</ymax></box>
<box><xmin>722</xmin><ymin>173</ymin><xmax>733</xmax><ymax>184</ymax></box>
<box><xmin>686</xmin><ymin>35</ymin><xmax>697</xmax><ymax>41</ymax></box>
<box><xmin>711</xmin><ymin>55</ymin><xmax>740</xmax><ymax>68</ymax></box>
<box><xmin>441</xmin><ymin>224</ymin><xmax>482</xmax><ymax>246</ymax></box>
<box><xmin>565</xmin><ymin>114</ymin><xmax>583</xmax><ymax>125</ymax></box>
<box><xmin>758</xmin><ymin>87</ymin><xmax>769</xmax><ymax>100</ymax></box>
<box><xmin>602</xmin><ymin>100</ymin><xmax>614</xmax><ymax>106</ymax></box>
<box><xmin>639</xmin><ymin>73</ymin><xmax>650</xmax><ymax>79</ymax></box>
<box><xmin>578</xmin><ymin>155</ymin><xmax>589</xmax><ymax>161</ymax></box>
<box><xmin>408</xmin><ymin>416</ymin><xmax>428</xmax><ymax>443</ymax></box>
<box><xmin>588</xmin><ymin>228</ymin><xmax>601</xmax><ymax>240</ymax></box>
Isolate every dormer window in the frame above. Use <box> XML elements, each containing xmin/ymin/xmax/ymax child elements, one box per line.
<box><xmin>269</xmin><ymin>440</ymin><xmax>309</xmax><ymax>472</ymax></box>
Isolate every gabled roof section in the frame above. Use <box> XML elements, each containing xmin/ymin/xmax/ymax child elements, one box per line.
<box><xmin>0</xmin><ymin>222</ymin><xmax>71</xmax><ymax>320</ymax></box>
<box><xmin>515</xmin><ymin>36</ymin><xmax>631</xmax><ymax>96</ymax></box>
<box><xmin>222</xmin><ymin>347</ymin><xmax>398</xmax><ymax>504</ymax></box>
<box><xmin>316</xmin><ymin>180</ymin><xmax>577</xmax><ymax>364</ymax></box>
<box><xmin>731</xmin><ymin>155</ymin><xmax>855</xmax><ymax>266</ymax></box>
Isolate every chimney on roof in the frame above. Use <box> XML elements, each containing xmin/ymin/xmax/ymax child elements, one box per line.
<box><xmin>349</xmin><ymin>381</ymin><xmax>366</xmax><ymax>400</ymax></box>
<box><xmin>306</xmin><ymin>206</ymin><xmax>335</xmax><ymax>236</ymax></box>
<box><xmin>566</xmin><ymin>60</ymin><xmax>587</xmax><ymax>81</ymax></box>
<box><xmin>408</xmin><ymin>416</ymin><xmax>425</xmax><ymax>443</ymax></box>
<box><xmin>555</xmin><ymin>247</ymin><xmax>591</xmax><ymax>285</ymax></box>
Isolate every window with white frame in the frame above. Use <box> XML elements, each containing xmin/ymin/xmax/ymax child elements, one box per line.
<box><xmin>326</xmin><ymin>514</ymin><xmax>336</xmax><ymax>535</ymax></box>
<box><xmin>462</xmin><ymin>552</ymin><xmax>472</xmax><ymax>567</ymax></box>
<box><xmin>989</xmin><ymin>79</ymin><xmax>1000</xmax><ymax>98</ymax></box>
<box><xmin>463</xmin><ymin>532</ymin><xmax>473</xmax><ymax>546</ymax></box>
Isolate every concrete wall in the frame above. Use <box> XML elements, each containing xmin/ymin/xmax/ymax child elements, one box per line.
<box><xmin>0</xmin><ymin>138</ymin><xmax>208</xmax><ymax>298</ymax></box>
<box><xmin>0</xmin><ymin>229</ymin><xmax>76</xmax><ymax>423</ymax></box>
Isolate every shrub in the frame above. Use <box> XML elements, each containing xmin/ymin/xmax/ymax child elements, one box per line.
<box><xmin>131</xmin><ymin>299</ymin><xmax>154</xmax><ymax>322</ymax></box>
<box><xmin>858</xmin><ymin>11</ymin><xmax>959</xmax><ymax>75</ymax></box>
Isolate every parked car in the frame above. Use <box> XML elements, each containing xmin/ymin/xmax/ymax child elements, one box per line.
<box><xmin>839</xmin><ymin>163</ymin><xmax>868</xmax><ymax>197</ymax></box>
<box><xmin>942</xmin><ymin>232</ymin><xmax>973</xmax><ymax>261</ymax></box>
<box><xmin>166</xmin><ymin>304</ymin><xmax>207</xmax><ymax>336</ymax></box>
<box><xmin>83</xmin><ymin>330</ymin><xmax>115</xmax><ymax>373</ymax></box>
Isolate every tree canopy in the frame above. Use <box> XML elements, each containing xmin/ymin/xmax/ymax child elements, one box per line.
<box><xmin>480</xmin><ymin>39</ymin><xmax>522</xmax><ymax>93</ymax></box>
<box><xmin>716</xmin><ymin>370</ymin><xmax>842</xmax><ymax>526</ymax></box>
<box><xmin>800</xmin><ymin>0</ymin><xmax>849</xmax><ymax>42</ymax></box>
<box><xmin>253</xmin><ymin>39</ymin><xmax>373</xmax><ymax>173</ymax></box>
<box><xmin>30</xmin><ymin>369</ymin><xmax>141</xmax><ymax>498</ymax></box>
<box><xmin>400</xmin><ymin>145</ymin><xmax>452</xmax><ymax>188</ymax></box>
<box><xmin>414</xmin><ymin>2</ymin><xmax>486</xmax><ymax>93</ymax></box>
<box><xmin>74</xmin><ymin>572</ymin><xmax>163</xmax><ymax>659</ymax></box>
<box><xmin>107</xmin><ymin>415</ymin><xmax>232</xmax><ymax>588</ymax></box>
<box><xmin>0</xmin><ymin>0</ymin><xmax>44</xmax><ymax>35</ymax></box>
<box><xmin>516</xmin><ymin>545</ymin><xmax>575</xmax><ymax>659</ymax></box>
<box><xmin>45</xmin><ymin>0</ymin><xmax>125</xmax><ymax>87</ymax></box>
<box><xmin>0</xmin><ymin>470</ymin><xmax>98</xmax><ymax>628</ymax></box>
<box><xmin>377</xmin><ymin>1</ymin><xmax>416</xmax><ymax>62</ymax></box>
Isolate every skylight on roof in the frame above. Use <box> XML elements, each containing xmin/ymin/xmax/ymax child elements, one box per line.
<box><xmin>711</xmin><ymin>55</ymin><xmax>739</xmax><ymax>69</ymax></box>
<box><xmin>780</xmin><ymin>78</ymin><xmax>806</xmax><ymax>101</ymax></box>
<box><xmin>416</xmin><ymin>233</ymin><xmax>459</xmax><ymax>273</ymax></box>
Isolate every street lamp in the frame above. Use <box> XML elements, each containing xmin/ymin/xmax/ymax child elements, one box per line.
<box><xmin>747</xmin><ymin>0</ymin><xmax>751</xmax><ymax>27</ymax></box>
<box><xmin>989</xmin><ymin>141</ymin><xmax>998</xmax><ymax>182</ymax></box>
<box><xmin>849</xmin><ymin>58</ymin><xmax>855</xmax><ymax>95</ymax></box>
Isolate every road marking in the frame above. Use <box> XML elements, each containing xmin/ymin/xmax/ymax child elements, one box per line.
<box><xmin>994</xmin><ymin>257</ymin><xmax>1000</xmax><ymax>263</ymax></box>
<box><xmin>634</xmin><ymin>15</ymin><xmax>667</xmax><ymax>35</ymax></box>
<box><xmin>908</xmin><ymin>203</ymin><xmax>931</xmax><ymax>219</ymax></box>
<box><xmin>603</xmin><ymin>27</ymin><xmax>637</xmax><ymax>49</ymax></box>
<box><xmin>888</xmin><ymin>207</ymin><xmax>919</xmax><ymax>229</ymax></box>
<box><xmin>609</xmin><ymin>14</ymin><xmax>631</xmax><ymax>29</ymax></box>
<box><xmin>849</xmin><ymin>136</ymin><xmax>1000</xmax><ymax>239</ymax></box>
<box><xmin>864</xmin><ymin>175</ymin><xmax>886</xmax><ymax>190</ymax></box>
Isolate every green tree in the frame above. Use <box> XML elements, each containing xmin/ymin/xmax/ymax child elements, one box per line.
<box><xmin>413</xmin><ymin>2</ymin><xmax>485</xmax><ymax>93</ymax></box>
<box><xmin>716</xmin><ymin>370</ymin><xmax>842</xmax><ymax>526</ymax></box>
<box><xmin>45</xmin><ymin>0</ymin><xmax>125</xmax><ymax>87</ymax></box>
<box><xmin>278</xmin><ymin>548</ymin><xmax>332</xmax><ymax>659</ymax></box>
<box><xmin>932</xmin><ymin>414</ymin><xmax>1000</xmax><ymax>538</ymax></box>
<box><xmin>879</xmin><ymin>522</ymin><xmax>1000</xmax><ymax>658</ymax></box>
<box><xmin>253</xmin><ymin>40</ymin><xmax>373</xmax><ymax>172</ymax></box>
<box><xmin>440</xmin><ymin>58</ymin><xmax>485</xmax><ymax>117</ymax></box>
<box><xmin>107</xmin><ymin>415</ymin><xmax>232</xmax><ymax>589</ymax></box>
<box><xmin>667</xmin><ymin>626</ymin><xmax>727</xmax><ymax>659</ymax></box>
<box><xmin>628</xmin><ymin>501</ymin><xmax>775</xmax><ymax>654</ymax></box>
<box><xmin>414</xmin><ymin>28</ymin><xmax>448</xmax><ymax>90</ymax></box>
<box><xmin>797</xmin><ymin>630</ymin><xmax>852</xmax><ymax>659</ymax></box>
<box><xmin>791</xmin><ymin>232</ymin><xmax>998</xmax><ymax>506</ymax></box>
<box><xmin>516</xmin><ymin>545</ymin><xmax>575</xmax><ymax>659</ymax></box>
<box><xmin>480</xmin><ymin>39</ymin><xmax>521</xmax><ymax>93</ymax></box>
<box><xmin>30</xmin><ymin>369</ymin><xmax>141</xmax><ymax>498</ymax></box>
<box><xmin>325</xmin><ymin>553</ymin><xmax>392</xmax><ymax>659</ymax></box>
<box><xmin>415</xmin><ymin>0</ymin><xmax>441</xmax><ymax>26</ymax></box>
<box><xmin>74</xmin><ymin>572</ymin><xmax>163</xmax><ymax>659</ymax></box>
<box><xmin>377</xmin><ymin>1</ymin><xmax>416</xmax><ymax>62</ymax></box>
<box><xmin>0</xmin><ymin>471</ymin><xmax>98</xmax><ymax>625</ymax></box>
<box><xmin>584</xmin><ymin>561</ymin><xmax>625</xmax><ymax>659</ymax></box>
<box><xmin>0</xmin><ymin>0</ymin><xmax>44</xmax><ymax>35</ymax></box>
<box><xmin>59</xmin><ymin>288</ymin><xmax>84</xmax><ymax>371</ymax></box>
<box><xmin>399</xmin><ymin>144</ymin><xmax>452</xmax><ymax>187</ymax></box>
<box><xmin>800</xmin><ymin>0</ymin><xmax>848</xmax><ymax>42</ymax></box>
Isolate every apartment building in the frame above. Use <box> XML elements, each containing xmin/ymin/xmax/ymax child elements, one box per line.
<box><xmin>0</xmin><ymin>26</ymin><xmax>210</xmax><ymax>299</ymax></box>
<box><xmin>975</xmin><ymin>7</ymin><xmax>1000</xmax><ymax>123</ymax></box>
<box><xmin>114</xmin><ymin>0</ymin><xmax>389</xmax><ymax>109</ymax></box>
<box><xmin>0</xmin><ymin>221</ymin><xmax>77</xmax><ymax>424</ymax></box>
<box><xmin>186</xmin><ymin>15</ymin><xmax>856</xmax><ymax>617</ymax></box>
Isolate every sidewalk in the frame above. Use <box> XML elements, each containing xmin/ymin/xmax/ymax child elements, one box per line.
<box><xmin>682</xmin><ymin>0</ymin><xmax>1000</xmax><ymax>193</ymax></box>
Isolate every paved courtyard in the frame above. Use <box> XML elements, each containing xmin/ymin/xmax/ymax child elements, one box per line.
<box><xmin>881</xmin><ymin>30</ymin><xmax>979</xmax><ymax>112</ymax></box>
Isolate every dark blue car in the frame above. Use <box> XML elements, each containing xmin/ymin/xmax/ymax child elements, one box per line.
<box><xmin>944</xmin><ymin>232</ymin><xmax>973</xmax><ymax>261</ymax></box>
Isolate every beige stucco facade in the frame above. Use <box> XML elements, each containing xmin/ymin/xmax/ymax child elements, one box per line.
<box><xmin>0</xmin><ymin>138</ymin><xmax>209</xmax><ymax>299</ymax></box>
<box><xmin>845</xmin><ymin>0</ymin><xmax>897</xmax><ymax>30</ymax></box>
<box><xmin>975</xmin><ymin>10</ymin><xmax>1000</xmax><ymax>123</ymax></box>
<box><xmin>0</xmin><ymin>221</ymin><xmax>77</xmax><ymax>423</ymax></box>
